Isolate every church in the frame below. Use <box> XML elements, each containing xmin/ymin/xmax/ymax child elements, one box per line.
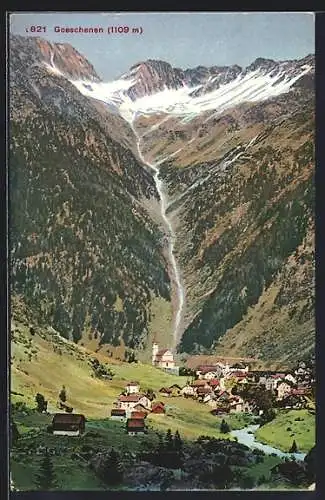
<box><xmin>152</xmin><ymin>342</ymin><xmax>176</xmax><ymax>369</ymax></box>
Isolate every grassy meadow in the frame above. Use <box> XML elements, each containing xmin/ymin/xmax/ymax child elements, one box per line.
<box><xmin>255</xmin><ymin>409</ymin><xmax>315</xmax><ymax>453</ymax></box>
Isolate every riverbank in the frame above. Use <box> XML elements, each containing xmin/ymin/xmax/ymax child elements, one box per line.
<box><xmin>254</xmin><ymin>409</ymin><xmax>315</xmax><ymax>453</ymax></box>
<box><xmin>230</xmin><ymin>424</ymin><xmax>306</xmax><ymax>460</ymax></box>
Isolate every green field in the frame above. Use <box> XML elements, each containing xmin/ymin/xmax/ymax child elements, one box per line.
<box><xmin>11</xmin><ymin>409</ymin><xmax>271</xmax><ymax>491</ymax></box>
<box><xmin>255</xmin><ymin>409</ymin><xmax>315</xmax><ymax>453</ymax></box>
<box><xmin>11</xmin><ymin>320</ymin><xmax>254</xmax><ymax>442</ymax></box>
<box><xmin>11</xmin><ymin>320</ymin><xmax>188</xmax><ymax>418</ymax></box>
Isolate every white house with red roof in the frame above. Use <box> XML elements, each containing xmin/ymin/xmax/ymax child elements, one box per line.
<box><xmin>152</xmin><ymin>342</ymin><xmax>175</xmax><ymax>369</ymax></box>
<box><xmin>125</xmin><ymin>381</ymin><xmax>140</xmax><ymax>394</ymax></box>
<box><xmin>117</xmin><ymin>394</ymin><xmax>151</xmax><ymax>411</ymax></box>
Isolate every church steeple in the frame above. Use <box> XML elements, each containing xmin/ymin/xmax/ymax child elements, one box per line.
<box><xmin>152</xmin><ymin>341</ymin><xmax>159</xmax><ymax>365</ymax></box>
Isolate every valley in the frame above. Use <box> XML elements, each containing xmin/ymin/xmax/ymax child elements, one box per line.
<box><xmin>9</xmin><ymin>30</ymin><xmax>315</xmax><ymax>492</ymax></box>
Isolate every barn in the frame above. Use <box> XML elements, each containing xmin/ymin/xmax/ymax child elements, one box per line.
<box><xmin>51</xmin><ymin>413</ymin><xmax>86</xmax><ymax>436</ymax></box>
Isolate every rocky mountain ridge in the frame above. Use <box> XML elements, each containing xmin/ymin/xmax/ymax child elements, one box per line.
<box><xmin>9</xmin><ymin>34</ymin><xmax>315</xmax><ymax>365</ymax></box>
<box><xmin>121</xmin><ymin>54</ymin><xmax>314</xmax><ymax>101</ymax></box>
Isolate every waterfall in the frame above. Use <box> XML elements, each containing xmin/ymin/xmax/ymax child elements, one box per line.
<box><xmin>131</xmin><ymin>120</ymin><xmax>185</xmax><ymax>348</ymax></box>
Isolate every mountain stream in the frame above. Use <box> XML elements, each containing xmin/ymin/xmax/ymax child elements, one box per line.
<box><xmin>131</xmin><ymin>120</ymin><xmax>185</xmax><ymax>349</ymax></box>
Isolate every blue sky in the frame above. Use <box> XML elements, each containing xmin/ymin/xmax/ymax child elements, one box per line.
<box><xmin>9</xmin><ymin>12</ymin><xmax>315</xmax><ymax>80</ymax></box>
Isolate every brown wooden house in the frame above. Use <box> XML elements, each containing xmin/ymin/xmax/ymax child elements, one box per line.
<box><xmin>126</xmin><ymin>418</ymin><xmax>146</xmax><ymax>435</ymax></box>
<box><xmin>51</xmin><ymin>413</ymin><xmax>86</xmax><ymax>436</ymax></box>
<box><xmin>110</xmin><ymin>409</ymin><xmax>126</xmax><ymax>421</ymax></box>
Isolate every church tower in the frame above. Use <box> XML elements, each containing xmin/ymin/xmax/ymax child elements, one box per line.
<box><xmin>152</xmin><ymin>342</ymin><xmax>159</xmax><ymax>365</ymax></box>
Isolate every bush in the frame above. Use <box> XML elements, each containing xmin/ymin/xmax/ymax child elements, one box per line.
<box><xmin>35</xmin><ymin>393</ymin><xmax>47</xmax><ymax>413</ymax></box>
<box><xmin>239</xmin><ymin>475</ymin><xmax>255</xmax><ymax>489</ymax></box>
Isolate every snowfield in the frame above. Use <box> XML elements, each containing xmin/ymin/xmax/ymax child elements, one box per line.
<box><xmin>68</xmin><ymin>65</ymin><xmax>312</xmax><ymax>123</ymax></box>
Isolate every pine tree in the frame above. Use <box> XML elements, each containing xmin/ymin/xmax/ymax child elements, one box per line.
<box><xmin>10</xmin><ymin>419</ymin><xmax>20</xmax><ymax>447</ymax></box>
<box><xmin>220</xmin><ymin>419</ymin><xmax>230</xmax><ymax>434</ymax></box>
<box><xmin>289</xmin><ymin>439</ymin><xmax>298</xmax><ymax>453</ymax></box>
<box><xmin>173</xmin><ymin>430</ymin><xmax>183</xmax><ymax>452</ymax></box>
<box><xmin>59</xmin><ymin>385</ymin><xmax>67</xmax><ymax>403</ymax></box>
<box><xmin>165</xmin><ymin>429</ymin><xmax>173</xmax><ymax>451</ymax></box>
<box><xmin>35</xmin><ymin>393</ymin><xmax>47</xmax><ymax>413</ymax></box>
<box><xmin>34</xmin><ymin>449</ymin><xmax>57</xmax><ymax>490</ymax></box>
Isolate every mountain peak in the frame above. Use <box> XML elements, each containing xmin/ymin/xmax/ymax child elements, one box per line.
<box><xmin>10</xmin><ymin>34</ymin><xmax>100</xmax><ymax>82</ymax></box>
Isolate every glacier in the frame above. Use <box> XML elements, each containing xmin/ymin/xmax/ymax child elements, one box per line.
<box><xmin>69</xmin><ymin>65</ymin><xmax>312</xmax><ymax>124</ymax></box>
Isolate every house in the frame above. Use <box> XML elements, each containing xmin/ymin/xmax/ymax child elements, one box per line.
<box><xmin>197</xmin><ymin>387</ymin><xmax>212</xmax><ymax>402</ymax></box>
<box><xmin>151</xmin><ymin>402</ymin><xmax>166</xmax><ymax>414</ymax></box>
<box><xmin>110</xmin><ymin>409</ymin><xmax>126</xmax><ymax>421</ymax></box>
<box><xmin>51</xmin><ymin>413</ymin><xmax>85</xmax><ymax>436</ymax></box>
<box><xmin>126</xmin><ymin>418</ymin><xmax>146</xmax><ymax>435</ymax></box>
<box><xmin>125</xmin><ymin>381</ymin><xmax>140</xmax><ymax>394</ymax></box>
<box><xmin>118</xmin><ymin>394</ymin><xmax>151</xmax><ymax>411</ymax></box>
<box><xmin>228</xmin><ymin>363</ymin><xmax>249</xmax><ymax>373</ymax></box>
<box><xmin>152</xmin><ymin>343</ymin><xmax>175</xmax><ymax>369</ymax></box>
<box><xmin>277</xmin><ymin>381</ymin><xmax>292</xmax><ymax>400</ymax></box>
<box><xmin>180</xmin><ymin>384</ymin><xmax>195</xmax><ymax>397</ymax></box>
<box><xmin>197</xmin><ymin>368</ymin><xmax>218</xmax><ymax>380</ymax></box>
<box><xmin>169</xmin><ymin>384</ymin><xmax>182</xmax><ymax>396</ymax></box>
<box><xmin>229</xmin><ymin>395</ymin><xmax>249</xmax><ymax>413</ymax></box>
<box><xmin>196</xmin><ymin>363</ymin><xmax>225</xmax><ymax>378</ymax></box>
<box><xmin>285</xmin><ymin>374</ymin><xmax>297</xmax><ymax>385</ymax></box>
<box><xmin>265</xmin><ymin>376</ymin><xmax>284</xmax><ymax>391</ymax></box>
<box><xmin>208</xmin><ymin>379</ymin><xmax>220</xmax><ymax>390</ymax></box>
<box><xmin>159</xmin><ymin>387</ymin><xmax>172</xmax><ymax>397</ymax></box>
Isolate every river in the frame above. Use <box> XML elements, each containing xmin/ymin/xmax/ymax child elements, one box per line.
<box><xmin>230</xmin><ymin>424</ymin><xmax>306</xmax><ymax>461</ymax></box>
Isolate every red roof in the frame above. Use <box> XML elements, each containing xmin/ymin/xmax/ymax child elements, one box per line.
<box><xmin>118</xmin><ymin>395</ymin><xmax>141</xmax><ymax>403</ymax></box>
<box><xmin>198</xmin><ymin>365</ymin><xmax>219</xmax><ymax>371</ymax></box>
<box><xmin>290</xmin><ymin>389</ymin><xmax>307</xmax><ymax>396</ymax></box>
<box><xmin>127</xmin><ymin>418</ymin><xmax>145</xmax><ymax>429</ymax></box>
<box><xmin>156</xmin><ymin>349</ymin><xmax>171</xmax><ymax>358</ymax></box>
<box><xmin>152</xmin><ymin>402</ymin><xmax>165</xmax><ymax>412</ymax></box>
<box><xmin>209</xmin><ymin>379</ymin><xmax>220</xmax><ymax>386</ymax></box>
<box><xmin>192</xmin><ymin>380</ymin><xmax>207</xmax><ymax>386</ymax></box>
<box><xmin>131</xmin><ymin>411</ymin><xmax>147</xmax><ymax>419</ymax></box>
<box><xmin>200</xmin><ymin>369</ymin><xmax>215</xmax><ymax>374</ymax></box>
